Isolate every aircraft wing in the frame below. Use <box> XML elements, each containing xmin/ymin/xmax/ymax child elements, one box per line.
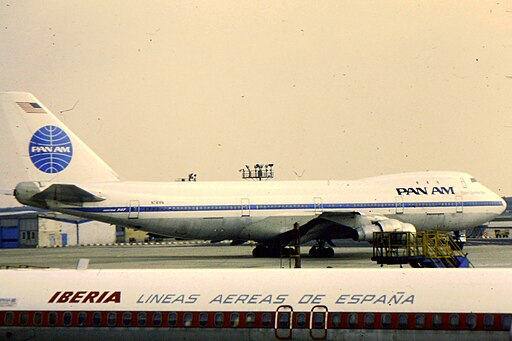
<box><xmin>37</xmin><ymin>210</ymin><xmax>94</xmax><ymax>224</ymax></box>
<box><xmin>273</xmin><ymin>212</ymin><xmax>362</xmax><ymax>245</ymax></box>
<box><xmin>0</xmin><ymin>206</ymin><xmax>92</xmax><ymax>224</ymax></box>
<box><xmin>275</xmin><ymin>211</ymin><xmax>403</xmax><ymax>246</ymax></box>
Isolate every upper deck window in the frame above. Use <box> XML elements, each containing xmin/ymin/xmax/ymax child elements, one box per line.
<box><xmin>460</xmin><ymin>178</ymin><xmax>467</xmax><ymax>188</ymax></box>
<box><xmin>471</xmin><ymin>177</ymin><xmax>478</xmax><ymax>183</ymax></box>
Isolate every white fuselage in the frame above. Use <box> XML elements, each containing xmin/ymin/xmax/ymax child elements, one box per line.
<box><xmin>17</xmin><ymin>171</ymin><xmax>505</xmax><ymax>243</ymax></box>
<box><xmin>3</xmin><ymin>93</ymin><xmax>506</xmax><ymax>246</ymax></box>
<box><xmin>1</xmin><ymin>268</ymin><xmax>511</xmax><ymax>340</ymax></box>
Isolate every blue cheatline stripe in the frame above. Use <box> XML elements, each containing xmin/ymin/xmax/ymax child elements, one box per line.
<box><xmin>68</xmin><ymin>201</ymin><xmax>504</xmax><ymax>214</ymax></box>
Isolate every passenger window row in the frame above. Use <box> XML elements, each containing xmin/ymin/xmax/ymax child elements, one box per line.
<box><xmin>0</xmin><ymin>311</ymin><xmax>272</xmax><ymax>328</ymax></box>
<box><xmin>1</xmin><ymin>311</ymin><xmax>511</xmax><ymax>331</ymax></box>
<box><xmin>328</xmin><ymin>312</ymin><xmax>511</xmax><ymax>331</ymax></box>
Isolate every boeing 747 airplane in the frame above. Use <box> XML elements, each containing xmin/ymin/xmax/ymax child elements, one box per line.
<box><xmin>1</xmin><ymin>268</ymin><xmax>511</xmax><ymax>340</ymax></box>
<box><xmin>0</xmin><ymin>92</ymin><xmax>506</xmax><ymax>257</ymax></box>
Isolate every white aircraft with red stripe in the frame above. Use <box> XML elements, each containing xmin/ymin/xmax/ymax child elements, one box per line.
<box><xmin>1</xmin><ymin>268</ymin><xmax>511</xmax><ymax>340</ymax></box>
<box><xmin>0</xmin><ymin>92</ymin><xmax>506</xmax><ymax>257</ymax></box>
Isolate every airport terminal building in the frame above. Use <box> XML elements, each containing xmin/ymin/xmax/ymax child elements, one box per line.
<box><xmin>0</xmin><ymin>208</ymin><xmax>116</xmax><ymax>248</ymax></box>
<box><xmin>483</xmin><ymin>196</ymin><xmax>512</xmax><ymax>238</ymax></box>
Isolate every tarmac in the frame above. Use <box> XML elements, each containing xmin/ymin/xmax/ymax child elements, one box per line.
<box><xmin>0</xmin><ymin>239</ymin><xmax>511</xmax><ymax>269</ymax></box>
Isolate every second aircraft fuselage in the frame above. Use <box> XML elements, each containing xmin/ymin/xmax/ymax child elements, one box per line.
<box><xmin>16</xmin><ymin>171</ymin><xmax>505</xmax><ymax>243</ymax></box>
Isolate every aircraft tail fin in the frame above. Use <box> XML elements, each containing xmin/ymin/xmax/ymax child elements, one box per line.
<box><xmin>0</xmin><ymin>92</ymin><xmax>120</xmax><ymax>192</ymax></box>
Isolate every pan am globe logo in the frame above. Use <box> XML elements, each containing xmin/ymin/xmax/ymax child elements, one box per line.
<box><xmin>29</xmin><ymin>125</ymin><xmax>73</xmax><ymax>174</ymax></box>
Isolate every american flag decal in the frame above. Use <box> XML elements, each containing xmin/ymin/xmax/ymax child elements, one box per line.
<box><xmin>16</xmin><ymin>102</ymin><xmax>47</xmax><ymax>113</ymax></box>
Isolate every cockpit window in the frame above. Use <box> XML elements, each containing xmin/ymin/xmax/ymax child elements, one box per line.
<box><xmin>470</xmin><ymin>177</ymin><xmax>478</xmax><ymax>183</ymax></box>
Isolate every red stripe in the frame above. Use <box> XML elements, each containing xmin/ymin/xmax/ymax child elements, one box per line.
<box><xmin>0</xmin><ymin>311</ymin><xmax>510</xmax><ymax>332</ymax></box>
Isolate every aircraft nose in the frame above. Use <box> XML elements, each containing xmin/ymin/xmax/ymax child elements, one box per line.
<box><xmin>490</xmin><ymin>190</ymin><xmax>507</xmax><ymax>215</ymax></box>
<box><xmin>498</xmin><ymin>196</ymin><xmax>507</xmax><ymax>214</ymax></box>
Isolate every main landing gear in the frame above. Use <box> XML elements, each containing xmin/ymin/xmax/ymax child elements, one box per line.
<box><xmin>308</xmin><ymin>240</ymin><xmax>334</xmax><ymax>258</ymax></box>
<box><xmin>252</xmin><ymin>240</ymin><xmax>335</xmax><ymax>258</ymax></box>
<box><xmin>252</xmin><ymin>244</ymin><xmax>298</xmax><ymax>258</ymax></box>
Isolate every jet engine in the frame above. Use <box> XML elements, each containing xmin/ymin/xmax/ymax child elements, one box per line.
<box><xmin>355</xmin><ymin>219</ymin><xmax>416</xmax><ymax>241</ymax></box>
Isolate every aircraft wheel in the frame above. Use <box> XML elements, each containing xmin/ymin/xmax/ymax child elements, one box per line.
<box><xmin>281</xmin><ymin>247</ymin><xmax>298</xmax><ymax>256</ymax></box>
<box><xmin>309</xmin><ymin>246</ymin><xmax>334</xmax><ymax>258</ymax></box>
<box><xmin>309</xmin><ymin>246</ymin><xmax>320</xmax><ymax>257</ymax></box>
<box><xmin>252</xmin><ymin>246</ymin><xmax>265</xmax><ymax>257</ymax></box>
<box><xmin>325</xmin><ymin>247</ymin><xmax>334</xmax><ymax>258</ymax></box>
<box><xmin>252</xmin><ymin>245</ymin><xmax>281</xmax><ymax>258</ymax></box>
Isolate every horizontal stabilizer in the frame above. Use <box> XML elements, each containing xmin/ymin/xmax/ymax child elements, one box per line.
<box><xmin>32</xmin><ymin>184</ymin><xmax>105</xmax><ymax>203</ymax></box>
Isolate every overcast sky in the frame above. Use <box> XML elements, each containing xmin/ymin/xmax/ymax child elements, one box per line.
<box><xmin>1</xmin><ymin>1</ymin><xmax>511</xmax><ymax>194</ymax></box>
